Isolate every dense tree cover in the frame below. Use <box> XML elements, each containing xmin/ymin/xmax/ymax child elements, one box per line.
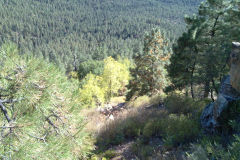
<box><xmin>127</xmin><ymin>29</ymin><xmax>171</xmax><ymax>100</ymax></box>
<box><xmin>79</xmin><ymin>57</ymin><xmax>131</xmax><ymax>108</ymax></box>
<box><xmin>0</xmin><ymin>43</ymin><xmax>94</xmax><ymax>159</ymax></box>
<box><xmin>0</xmin><ymin>0</ymin><xmax>201</xmax><ymax>71</ymax></box>
<box><xmin>168</xmin><ymin>0</ymin><xmax>240</xmax><ymax>99</ymax></box>
<box><xmin>78</xmin><ymin>60</ymin><xmax>104</xmax><ymax>80</ymax></box>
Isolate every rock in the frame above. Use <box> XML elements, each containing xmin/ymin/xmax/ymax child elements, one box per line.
<box><xmin>104</xmin><ymin>104</ymin><xmax>113</xmax><ymax>110</ymax></box>
<box><xmin>97</xmin><ymin>104</ymin><xmax>113</xmax><ymax>115</ymax></box>
<box><xmin>200</xmin><ymin>103</ymin><xmax>217</xmax><ymax>133</ymax></box>
<box><xmin>201</xmin><ymin>76</ymin><xmax>240</xmax><ymax>133</ymax></box>
<box><xmin>109</xmin><ymin>114</ymin><xmax>115</xmax><ymax>120</ymax></box>
<box><xmin>230</xmin><ymin>42</ymin><xmax>240</xmax><ymax>92</ymax></box>
<box><xmin>201</xmin><ymin>42</ymin><xmax>240</xmax><ymax>133</ymax></box>
<box><xmin>219</xmin><ymin>76</ymin><xmax>240</xmax><ymax>101</ymax></box>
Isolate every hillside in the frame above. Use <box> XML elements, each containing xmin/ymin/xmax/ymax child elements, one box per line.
<box><xmin>1</xmin><ymin>0</ymin><xmax>240</xmax><ymax>159</ymax></box>
<box><xmin>0</xmin><ymin>0</ymin><xmax>201</xmax><ymax>70</ymax></box>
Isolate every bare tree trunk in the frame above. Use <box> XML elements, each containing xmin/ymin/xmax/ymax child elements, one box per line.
<box><xmin>190</xmin><ymin>57</ymin><xmax>196</xmax><ymax>99</ymax></box>
<box><xmin>210</xmin><ymin>88</ymin><xmax>215</xmax><ymax>102</ymax></box>
<box><xmin>204</xmin><ymin>81</ymin><xmax>210</xmax><ymax>98</ymax></box>
<box><xmin>212</xmin><ymin>79</ymin><xmax>218</xmax><ymax>95</ymax></box>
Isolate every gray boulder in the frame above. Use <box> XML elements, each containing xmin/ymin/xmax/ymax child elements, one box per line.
<box><xmin>201</xmin><ymin>42</ymin><xmax>240</xmax><ymax>133</ymax></box>
<box><xmin>201</xmin><ymin>76</ymin><xmax>240</xmax><ymax>133</ymax></box>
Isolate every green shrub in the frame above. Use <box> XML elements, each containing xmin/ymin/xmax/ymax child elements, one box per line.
<box><xmin>96</xmin><ymin>94</ymin><xmax>203</xmax><ymax>155</ymax></box>
<box><xmin>101</xmin><ymin>150</ymin><xmax>118</xmax><ymax>159</ymax></box>
<box><xmin>123</xmin><ymin>119</ymin><xmax>143</xmax><ymax>138</ymax></box>
<box><xmin>186</xmin><ymin>144</ymin><xmax>209</xmax><ymax>160</ymax></box>
<box><xmin>143</xmin><ymin>119</ymin><xmax>166</xmax><ymax>139</ymax></box>
<box><xmin>218</xmin><ymin>100</ymin><xmax>240</xmax><ymax>134</ymax></box>
<box><xmin>163</xmin><ymin>114</ymin><xmax>200</xmax><ymax>148</ymax></box>
<box><xmin>164</xmin><ymin>94</ymin><xmax>207</xmax><ymax>116</ymax></box>
<box><xmin>187</xmin><ymin>134</ymin><xmax>240</xmax><ymax>160</ymax></box>
<box><xmin>142</xmin><ymin>113</ymin><xmax>200</xmax><ymax>148</ymax></box>
<box><xmin>228</xmin><ymin>135</ymin><xmax>240</xmax><ymax>159</ymax></box>
<box><xmin>131</xmin><ymin>139</ymin><xmax>154</xmax><ymax>159</ymax></box>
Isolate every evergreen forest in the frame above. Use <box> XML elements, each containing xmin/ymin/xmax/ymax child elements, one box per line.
<box><xmin>0</xmin><ymin>0</ymin><xmax>201</xmax><ymax>71</ymax></box>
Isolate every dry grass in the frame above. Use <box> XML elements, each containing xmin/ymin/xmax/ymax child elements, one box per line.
<box><xmin>96</xmin><ymin>103</ymin><xmax>168</xmax><ymax>148</ymax></box>
<box><xmin>110</xmin><ymin>96</ymin><xmax>126</xmax><ymax>105</ymax></box>
<box><xmin>126</xmin><ymin>94</ymin><xmax>163</xmax><ymax>108</ymax></box>
<box><xmin>84</xmin><ymin>94</ymin><xmax>206</xmax><ymax>159</ymax></box>
<box><xmin>80</xmin><ymin>108</ymin><xmax>107</xmax><ymax>133</ymax></box>
<box><xmin>82</xmin><ymin>95</ymin><xmax>163</xmax><ymax>134</ymax></box>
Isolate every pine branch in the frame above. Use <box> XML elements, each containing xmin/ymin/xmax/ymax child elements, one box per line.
<box><xmin>27</xmin><ymin>133</ymin><xmax>48</xmax><ymax>142</ymax></box>
<box><xmin>0</xmin><ymin>98</ymin><xmax>21</xmax><ymax>123</ymax></box>
<box><xmin>0</xmin><ymin>100</ymin><xmax>11</xmax><ymax>123</ymax></box>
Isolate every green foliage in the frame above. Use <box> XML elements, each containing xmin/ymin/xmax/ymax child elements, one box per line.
<box><xmin>163</xmin><ymin>114</ymin><xmax>200</xmax><ymax>148</ymax></box>
<box><xmin>0</xmin><ymin>0</ymin><xmax>201</xmax><ymax>70</ymax></box>
<box><xmin>78</xmin><ymin>60</ymin><xmax>104</xmax><ymax>80</ymax></box>
<box><xmin>228</xmin><ymin>136</ymin><xmax>240</xmax><ymax>160</ymax></box>
<box><xmin>79</xmin><ymin>74</ymin><xmax>105</xmax><ymax>108</ymax></box>
<box><xmin>0</xmin><ymin>43</ymin><xmax>94</xmax><ymax>159</ymax></box>
<box><xmin>217</xmin><ymin>100</ymin><xmax>240</xmax><ymax>134</ymax></box>
<box><xmin>127</xmin><ymin>29</ymin><xmax>171</xmax><ymax>100</ymax></box>
<box><xmin>142</xmin><ymin>119</ymin><xmax>166</xmax><ymax>139</ymax></box>
<box><xmin>187</xmin><ymin>104</ymin><xmax>240</xmax><ymax>160</ymax></box>
<box><xmin>102</xmin><ymin>57</ymin><xmax>130</xmax><ymax>100</ymax></box>
<box><xmin>187</xmin><ymin>135</ymin><xmax>240</xmax><ymax>160</ymax></box>
<box><xmin>97</xmin><ymin>94</ymin><xmax>202</xmax><ymax>151</ymax></box>
<box><xmin>142</xmin><ymin>114</ymin><xmax>200</xmax><ymax>148</ymax></box>
<box><xmin>79</xmin><ymin>57</ymin><xmax>130</xmax><ymax>107</ymax></box>
<box><xmin>122</xmin><ymin>118</ymin><xmax>142</xmax><ymax>138</ymax></box>
<box><xmin>186</xmin><ymin>144</ymin><xmax>209</xmax><ymax>160</ymax></box>
<box><xmin>131</xmin><ymin>139</ymin><xmax>154</xmax><ymax>159</ymax></box>
<box><xmin>101</xmin><ymin>150</ymin><xmax>118</xmax><ymax>159</ymax></box>
<box><xmin>168</xmin><ymin>0</ymin><xmax>240</xmax><ymax>98</ymax></box>
<box><xmin>164</xmin><ymin>94</ymin><xmax>207</xmax><ymax>116</ymax></box>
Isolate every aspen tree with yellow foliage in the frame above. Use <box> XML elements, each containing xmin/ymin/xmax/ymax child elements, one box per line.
<box><xmin>79</xmin><ymin>74</ymin><xmax>105</xmax><ymax>107</ymax></box>
<box><xmin>79</xmin><ymin>57</ymin><xmax>131</xmax><ymax>107</ymax></box>
<box><xmin>102</xmin><ymin>57</ymin><xmax>131</xmax><ymax>101</ymax></box>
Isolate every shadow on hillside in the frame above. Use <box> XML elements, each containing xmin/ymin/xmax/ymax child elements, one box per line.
<box><xmin>94</xmin><ymin>103</ymin><xmax>167</xmax><ymax>157</ymax></box>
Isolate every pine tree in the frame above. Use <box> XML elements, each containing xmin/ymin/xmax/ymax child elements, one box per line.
<box><xmin>127</xmin><ymin>29</ymin><xmax>171</xmax><ymax>100</ymax></box>
<box><xmin>168</xmin><ymin>0</ymin><xmax>239</xmax><ymax>99</ymax></box>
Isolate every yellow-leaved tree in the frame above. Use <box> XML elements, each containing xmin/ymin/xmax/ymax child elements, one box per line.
<box><xmin>79</xmin><ymin>73</ymin><xmax>105</xmax><ymax>107</ymax></box>
<box><xmin>101</xmin><ymin>57</ymin><xmax>130</xmax><ymax>101</ymax></box>
<box><xmin>79</xmin><ymin>57</ymin><xmax>131</xmax><ymax>107</ymax></box>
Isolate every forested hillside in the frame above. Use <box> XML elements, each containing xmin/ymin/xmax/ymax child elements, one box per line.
<box><xmin>0</xmin><ymin>0</ymin><xmax>201</xmax><ymax>70</ymax></box>
<box><xmin>1</xmin><ymin>0</ymin><xmax>240</xmax><ymax>159</ymax></box>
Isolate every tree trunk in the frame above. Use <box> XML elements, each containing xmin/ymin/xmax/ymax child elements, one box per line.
<box><xmin>203</xmin><ymin>81</ymin><xmax>210</xmax><ymax>98</ymax></box>
<box><xmin>190</xmin><ymin>57</ymin><xmax>196</xmax><ymax>99</ymax></box>
<box><xmin>211</xmin><ymin>79</ymin><xmax>218</xmax><ymax>95</ymax></box>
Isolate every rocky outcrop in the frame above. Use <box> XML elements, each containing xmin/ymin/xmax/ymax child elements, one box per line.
<box><xmin>201</xmin><ymin>76</ymin><xmax>240</xmax><ymax>133</ymax></box>
<box><xmin>230</xmin><ymin>42</ymin><xmax>240</xmax><ymax>92</ymax></box>
<box><xmin>201</xmin><ymin>42</ymin><xmax>240</xmax><ymax>133</ymax></box>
